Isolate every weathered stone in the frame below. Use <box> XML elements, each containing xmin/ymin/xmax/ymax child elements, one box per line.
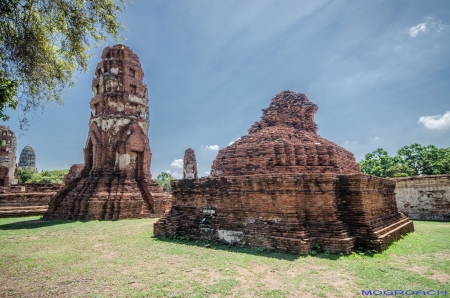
<box><xmin>0</xmin><ymin>184</ymin><xmax>63</xmax><ymax>217</ymax></box>
<box><xmin>210</xmin><ymin>91</ymin><xmax>360</xmax><ymax>177</ymax></box>
<box><xmin>0</xmin><ymin>126</ymin><xmax>18</xmax><ymax>186</ymax></box>
<box><xmin>393</xmin><ymin>175</ymin><xmax>450</xmax><ymax>221</ymax></box>
<box><xmin>63</xmin><ymin>164</ymin><xmax>84</xmax><ymax>185</ymax></box>
<box><xmin>155</xmin><ymin>91</ymin><xmax>413</xmax><ymax>253</ymax></box>
<box><xmin>44</xmin><ymin>44</ymin><xmax>171</xmax><ymax>220</ymax></box>
<box><xmin>18</xmin><ymin>145</ymin><xmax>37</xmax><ymax>171</ymax></box>
<box><xmin>183</xmin><ymin>148</ymin><xmax>198</xmax><ymax>179</ymax></box>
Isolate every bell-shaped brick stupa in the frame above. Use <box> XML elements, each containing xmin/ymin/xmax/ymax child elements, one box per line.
<box><xmin>155</xmin><ymin>91</ymin><xmax>414</xmax><ymax>254</ymax></box>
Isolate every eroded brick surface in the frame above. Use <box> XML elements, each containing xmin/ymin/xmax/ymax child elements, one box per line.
<box><xmin>0</xmin><ymin>184</ymin><xmax>63</xmax><ymax>217</ymax></box>
<box><xmin>155</xmin><ymin>91</ymin><xmax>413</xmax><ymax>253</ymax></box>
<box><xmin>44</xmin><ymin>45</ymin><xmax>171</xmax><ymax>220</ymax></box>
<box><xmin>0</xmin><ymin>126</ymin><xmax>18</xmax><ymax>186</ymax></box>
<box><xmin>63</xmin><ymin>164</ymin><xmax>84</xmax><ymax>185</ymax></box>
<box><xmin>183</xmin><ymin>148</ymin><xmax>198</xmax><ymax>179</ymax></box>
<box><xmin>210</xmin><ymin>91</ymin><xmax>360</xmax><ymax>177</ymax></box>
<box><xmin>393</xmin><ymin>175</ymin><xmax>450</xmax><ymax>221</ymax></box>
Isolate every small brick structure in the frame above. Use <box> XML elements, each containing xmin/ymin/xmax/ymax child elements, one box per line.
<box><xmin>393</xmin><ymin>175</ymin><xmax>450</xmax><ymax>221</ymax></box>
<box><xmin>44</xmin><ymin>45</ymin><xmax>171</xmax><ymax>220</ymax></box>
<box><xmin>0</xmin><ymin>126</ymin><xmax>18</xmax><ymax>187</ymax></box>
<box><xmin>154</xmin><ymin>91</ymin><xmax>414</xmax><ymax>253</ymax></box>
<box><xmin>0</xmin><ymin>184</ymin><xmax>63</xmax><ymax>217</ymax></box>
<box><xmin>183</xmin><ymin>148</ymin><xmax>198</xmax><ymax>179</ymax></box>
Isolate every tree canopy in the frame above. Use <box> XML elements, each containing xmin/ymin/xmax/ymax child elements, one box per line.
<box><xmin>0</xmin><ymin>0</ymin><xmax>129</xmax><ymax>128</ymax></box>
<box><xmin>360</xmin><ymin>143</ymin><xmax>450</xmax><ymax>177</ymax></box>
<box><xmin>155</xmin><ymin>172</ymin><xmax>174</xmax><ymax>192</ymax></box>
<box><xmin>18</xmin><ymin>168</ymin><xmax>69</xmax><ymax>184</ymax></box>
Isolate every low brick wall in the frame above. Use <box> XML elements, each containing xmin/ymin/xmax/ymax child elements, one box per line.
<box><xmin>154</xmin><ymin>173</ymin><xmax>413</xmax><ymax>254</ymax></box>
<box><xmin>393</xmin><ymin>175</ymin><xmax>450</xmax><ymax>221</ymax></box>
<box><xmin>0</xmin><ymin>184</ymin><xmax>64</xmax><ymax>217</ymax></box>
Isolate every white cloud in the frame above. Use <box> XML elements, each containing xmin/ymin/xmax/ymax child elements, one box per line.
<box><xmin>205</xmin><ymin>171</ymin><xmax>210</xmax><ymax>175</ymax></box>
<box><xmin>410</xmin><ymin>17</ymin><xmax>444</xmax><ymax>37</ymax></box>
<box><xmin>205</xmin><ymin>145</ymin><xmax>219</xmax><ymax>150</ymax></box>
<box><xmin>228</xmin><ymin>137</ymin><xmax>241</xmax><ymax>146</ymax></box>
<box><xmin>418</xmin><ymin>111</ymin><xmax>450</xmax><ymax>130</ymax></box>
<box><xmin>343</xmin><ymin>140</ymin><xmax>358</xmax><ymax>146</ymax></box>
<box><xmin>170</xmin><ymin>159</ymin><xmax>183</xmax><ymax>168</ymax></box>
<box><xmin>171</xmin><ymin>172</ymin><xmax>182</xmax><ymax>179</ymax></box>
<box><xmin>369</xmin><ymin>136</ymin><xmax>381</xmax><ymax>142</ymax></box>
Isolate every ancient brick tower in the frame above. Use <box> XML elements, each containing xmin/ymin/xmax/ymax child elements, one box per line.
<box><xmin>155</xmin><ymin>91</ymin><xmax>414</xmax><ymax>254</ymax></box>
<box><xmin>18</xmin><ymin>145</ymin><xmax>37</xmax><ymax>170</ymax></box>
<box><xmin>183</xmin><ymin>148</ymin><xmax>198</xmax><ymax>179</ymax></box>
<box><xmin>45</xmin><ymin>44</ymin><xmax>169</xmax><ymax>220</ymax></box>
<box><xmin>0</xmin><ymin>126</ymin><xmax>18</xmax><ymax>186</ymax></box>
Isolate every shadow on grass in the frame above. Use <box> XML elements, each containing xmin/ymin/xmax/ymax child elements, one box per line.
<box><xmin>152</xmin><ymin>236</ymin><xmax>357</xmax><ymax>261</ymax></box>
<box><xmin>0</xmin><ymin>218</ymin><xmax>87</xmax><ymax>230</ymax></box>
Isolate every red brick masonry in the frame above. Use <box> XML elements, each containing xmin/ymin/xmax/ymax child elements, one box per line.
<box><xmin>44</xmin><ymin>45</ymin><xmax>171</xmax><ymax>220</ymax></box>
<box><xmin>155</xmin><ymin>91</ymin><xmax>413</xmax><ymax>253</ymax></box>
<box><xmin>154</xmin><ymin>174</ymin><xmax>413</xmax><ymax>253</ymax></box>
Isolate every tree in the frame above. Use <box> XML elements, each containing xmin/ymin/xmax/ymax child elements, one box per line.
<box><xmin>397</xmin><ymin>144</ymin><xmax>450</xmax><ymax>175</ymax></box>
<box><xmin>359</xmin><ymin>148</ymin><xmax>395</xmax><ymax>177</ymax></box>
<box><xmin>0</xmin><ymin>0</ymin><xmax>129</xmax><ymax>128</ymax></box>
<box><xmin>155</xmin><ymin>172</ymin><xmax>174</xmax><ymax>192</ymax></box>
<box><xmin>18</xmin><ymin>168</ymin><xmax>68</xmax><ymax>184</ymax></box>
<box><xmin>18</xmin><ymin>167</ymin><xmax>36</xmax><ymax>183</ymax></box>
<box><xmin>360</xmin><ymin>144</ymin><xmax>450</xmax><ymax>178</ymax></box>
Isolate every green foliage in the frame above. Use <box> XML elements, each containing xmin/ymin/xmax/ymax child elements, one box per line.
<box><xmin>0</xmin><ymin>0</ymin><xmax>130</xmax><ymax>128</ymax></box>
<box><xmin>18</xmin><ymin>168</ymin><xmax>68</xmax><ymax>184</ymax></box>
<box><xmin>155</xmin><ymin>172</ymin><xmax>174</xmax><ymax>192</ymax></box>
<box><xmin>360</xmin><ymin>143</ymin><xmax>450</xmax><ymax>177</ymax></box>
<box><xmin>0</xmin><ymin>78</ymin><xmax>18</xmax><ymax>122</ymax></box>
<box><xmin>17</xmin><ymin>167</ymin><xmax>37</xmax><ymax>184</ymax></box>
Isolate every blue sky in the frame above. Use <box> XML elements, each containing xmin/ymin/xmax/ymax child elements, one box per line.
<box><xmin>5</xmin><ymin>0</ymin><xmax>450</xmax><ymax>178</ymax></box>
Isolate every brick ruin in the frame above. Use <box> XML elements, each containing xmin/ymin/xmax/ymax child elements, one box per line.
<box><xmin>393</xmin><ymin>175</ymin><xmax>450</xmax><ymax>221</ymax></box>
<box><xmin>63</xmin><ymin>164</ymin><xmax>84</xmax><ymax>185</ymax></box>
<box><xmin>154</xmin><ymin>91</ymin><xmax>414</xmax><ymax>253</ymax></box>
<box><xmin>183</xmin><ymin>148</ymin><xmax>198</xmax><ymax>179</ymax></box>
<box><xmin>18</xmin><ymin>144</ymin><xmax>37</xmax><ymax>170</ymax></box>
<box><xmin>0</xmin><ymin>184</ymin><xmax>63</xmax><ymax>217</ymax></box>
<box><xmin>44</xmin><ymin>44</ymin><xmax>171</xmax><ymax>220</ymax></box>
<box><xmin>0</xmin><ymin>126</ymin><xmax>18</xmax><ymax>186</ymax></box>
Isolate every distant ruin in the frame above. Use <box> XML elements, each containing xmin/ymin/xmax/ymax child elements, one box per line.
<box><xmin>44</xmin><ymin>45</ymin><xmax>171</xmax><ymax>220</ymax></box>
<box><xmin>183</xmin><ymin>148</ymin><xmax>198</xmax><ymax>179</ymax></box>
<box><xmin>18</xmin><ymin>145</ymin><xmax>37</xmax><ymax>171</ymax></box>
<box><xmin>155</xmin><ymin>91</ymin><xmax>414</xmax><ymax>254</ymax></box>
<box><xmin>0</xmin><ymin>126</ymin><xmax>18</xmax><ymax>186</ymax></box>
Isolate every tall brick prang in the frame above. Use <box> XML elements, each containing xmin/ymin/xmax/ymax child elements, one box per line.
<box><xmin>45</xmin><ymin>45</ymin><xmax>170</xmax><ymax>220</ymax></box>
<box><xmin>183</xmin><ymin>148</ymin><xmax>198</xmax><ymax>179</ymax></box>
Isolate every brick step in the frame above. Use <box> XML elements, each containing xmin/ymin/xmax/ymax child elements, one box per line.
<box><xmin>371</xmin><ymin>217</ymin><xmax>411</xmax><ymax>238</ymax></box>
<box><xmin>375</xmin><ymin>219</ymin><xmax>414</xmax><ymax>240</ymax></box>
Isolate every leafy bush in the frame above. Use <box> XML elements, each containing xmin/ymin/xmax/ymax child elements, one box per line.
<box><xmin>18</xmin><ymin>168</ymin><xmax>69</xmax><ymax>184</ymax></box>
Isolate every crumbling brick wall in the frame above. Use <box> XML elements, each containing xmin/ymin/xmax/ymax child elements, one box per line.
<box><xmin>0</xmin><ymin>184</ymin><xmax>64</xmax><ymax>217</ymax></box>
<box><xmin>0</xmin><ymin>126</ymin><xmax>18</xmax><ymax>186</ymax></box>
<box><xmin>393</xmin><ymin>175</ymin><xmax>450</xmax><ymax>221</ymax></box>
<box><xmin>155</xmin><ymin>174</ymin><xmax>413</xmax><ymax>253</ymax></box>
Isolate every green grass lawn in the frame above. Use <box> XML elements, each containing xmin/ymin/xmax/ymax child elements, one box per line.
<box><xmin>0</xmin><ymin>217</ymin><xmax>448</xmax><ymax>298</ymax></box>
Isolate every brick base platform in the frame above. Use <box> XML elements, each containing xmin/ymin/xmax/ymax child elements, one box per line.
<box><xmin>154</xmin><ymin>174</ymin><xmax>414</xmax><ymax>254</ymax></box>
